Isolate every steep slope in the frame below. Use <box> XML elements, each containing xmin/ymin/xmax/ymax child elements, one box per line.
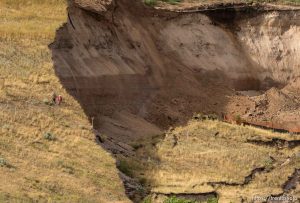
<box><xmin>52</xmin><ymin>0</ymin><xmax>300</xmax><ymax>137</ymax></box>
<box><xmin>51</xmin><ymin>0</ymin><xmax>300</xmax><ymax>202</ymax></box>
<box><xmin>0</xmin><ymin>1</ymin><xmax>129</xmax><ymax>202</ymax></box>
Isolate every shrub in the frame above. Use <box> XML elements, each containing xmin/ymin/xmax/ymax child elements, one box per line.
<box><xmin>142</xmin><ymin>196</ymin><xmax>152</xmax><ymax>203</ymax></box>
<box><xmin>193</xmin><ymin>113</ymin><xmax>218</xmax><ymax>121</ymax></box>
<box><xmin>164</xmin><ymin>196</ymin><xmax>196</xmax><ymax>203</ymax></box>
<box><xmin>2</xmin><ymin>124</ymin><xmax>11</xmax><ymax>130</ymax></box>
<box><xmin>43</xmin><ymin>132</ymin><xmax>56</xmax><ymax>141</ymax></box>
<box><xmin>139</xmin><ymin>177</ymin><xmax>147</xmax><ymax>185</ymax></box>
<box><xmin>264</xmin><ymin>157</ymin><xmax>274</xmax><ymax>171</ymax></box>
<box><xmin>117</xmin><ymin>160</ymin><xmax>133</xmax><ymax>177</ymax></box>
<box><xmin>0</xmin><ymin>157</ymin><xmax>13</xmax><ymax>169</ymax></box>
<box><xmin>163</xmin><ymin>0</ymin><xmax>182</xmax><ymax>4</ymax></box>
<box><xmin>43</xmin><ymin>99</ymin><xmax>53</xmax><ymax>106</ymax></box>
<box><xmin>235</xmin><ymin>114</ymin><xmax>242</xmax><ymax>125</ymax></box>
<box><xmin>207</xmin><ymin>197</ymin><xmax>218</xmax><ymax>203</ymax></box>
<box><xmin>57</xmin><ymin>160</ymin><xmax>75</xmax><ymax>174</ymax></box>
<box><xmin>207</xmin><ymin>114</ymin><xmax>218</xmax><ymax>120</ymax></box>
<box><xmin>193</xmin><ymin>112</ymin><xmax>204</xmax><ymax>120</ymax></box>
<box><xmin>0</xmin><ymin>157</ymin><xmax>7</xmax><ymax>167</ymax></box>
<box><xmin>144</xmin><ymin>0</ymin><xmax>157</xmax><ymax>6</ymax></box>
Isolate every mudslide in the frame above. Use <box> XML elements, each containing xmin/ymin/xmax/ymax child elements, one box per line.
<box><xmin>50</xmin><ymin>0</ymin><xmax>300</xmax><ymax>202</ymax></box>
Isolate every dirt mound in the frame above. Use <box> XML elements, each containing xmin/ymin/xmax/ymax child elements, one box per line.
<box><xmin>50</xmin><ymin>0</ymin><xmax>300</xmax><ymax>201</ymax></box>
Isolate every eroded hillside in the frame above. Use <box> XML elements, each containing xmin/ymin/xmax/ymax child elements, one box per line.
<box><xmin>0</xmin><ymin>1</ymin><xmax>129</xmax><ymax>202</ymax></box>
<box><xmin>51</xmin><ymin>0</ymin><xmax>300</xmax><ymax>202</ymax></box>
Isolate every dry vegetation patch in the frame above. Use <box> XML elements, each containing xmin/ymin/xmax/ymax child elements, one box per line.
<box><xmin>130</xmin><ymin>120</ymin><xmax>300</xmax><ymax>202</ymax></box>
<box><xmin>0</xmin><ymin>0</ymin><xmax>129</xmax><ymax>202</ymax></box>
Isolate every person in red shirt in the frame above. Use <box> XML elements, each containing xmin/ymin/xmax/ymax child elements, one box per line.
<box><xmin>56</xmin><ymin>95</ymin><xmax>63</xmax><ymax>105</ymax></box>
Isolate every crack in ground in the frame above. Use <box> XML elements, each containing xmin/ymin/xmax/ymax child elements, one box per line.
<box><xmin>283</xmin><ymin>168</ymin><xmax>300</xmax><ymax>193</ymax></box>
<box><xmin>247</xmin><ymin>138</ymin><xmax>300</xmax><ymax>149</ymax></box>
<box><xmin>152</xmin><ymin>192</ymin><xmax>218</xmax><ymax>202</ymax></box>
<box><xmin>207</xmin><ymin>167</ymin><xmax>266</xmax><ymax>188</ymax></box>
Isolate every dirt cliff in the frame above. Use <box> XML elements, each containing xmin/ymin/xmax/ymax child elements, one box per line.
<box><xmin>52</xmin><ymin>0</ymin><xmax>300</xmax><ymax>135</ymax></box>
<box><xmin>50</xmin><ymin>0</ymin><xmax>300</xmax><ymax>202</ymax></box>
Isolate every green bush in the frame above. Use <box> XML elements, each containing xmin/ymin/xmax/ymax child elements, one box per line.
<box><xmin>144</xmin><ymin>0</ymin><xmax>157</xmax><ymax>6</ymax></box>
<box><xmin>163</xmin><ymin>0</ymin><xmax>182</xmax><ymax>5</ymax></box>
<box><xmin>207</xmin><ymin>197</ymin><xmax>218</xmax><ymax>203</ymax></box>
<box><xmin>117</xmin><ymin>160</ymin><xmax>133</xmax><ymax>177</ymax></box>
<box><xmin>142</xmin><ymin>196</ymin><xmax>152</xmax><ymax>203</ymax></box>
<box><xmin>43</xmin><ymin>132</ymin><xmax>56</xmax><ymax>141</ymax></box>
<box><xmin>164</xmin><ymin>196</ymin><xmax>196</xmax><ymax>203</ymax></box>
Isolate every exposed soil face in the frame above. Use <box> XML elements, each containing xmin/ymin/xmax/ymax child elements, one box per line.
<box><xmin>51</xmin><ymin>0</ymin><xmax>300</xmax><ymax>202</ymax></box>
<box><xmin>51</xmin><ymin>0</ymin><xmax>300</xmax><ymax>134</ymax></box>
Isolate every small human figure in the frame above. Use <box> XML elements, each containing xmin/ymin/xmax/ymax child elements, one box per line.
<box><xmin>91</xmin><ymin>117</ymin><xmax>95</xmax><ymax>130</ymax></box>
<box><xmin>56</xmin><ymin>95</ymin><xmax>63</xmax><ymax>105</ymax></box>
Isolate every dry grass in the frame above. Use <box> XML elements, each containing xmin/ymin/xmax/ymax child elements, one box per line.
<box><xmin>0</xmin><ymin>0</ymin><xmax>129</xmax><ymax>202</ymax></box>
<box><xmin>133</xmin><ymin>119</ymin><xmax>300</xmax><ymax>202</ymax></box>
<box><xmin>1</xmin><ymin>0</ymin><xmax>298</xmax><ymax>202</ymax></box>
